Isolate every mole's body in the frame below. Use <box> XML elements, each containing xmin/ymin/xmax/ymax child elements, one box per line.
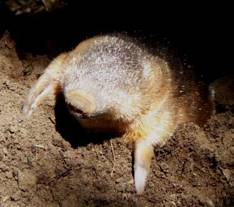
<box><xmin>23</xmin><ymin>35</ymin><xmax>212</xmax><ymax>194</ymax></box>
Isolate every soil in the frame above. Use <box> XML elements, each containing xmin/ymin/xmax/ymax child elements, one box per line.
<box><xmin>0</xmin><ymin>32</ymin><xmax>233</xmax><ymax>207</ymax></box>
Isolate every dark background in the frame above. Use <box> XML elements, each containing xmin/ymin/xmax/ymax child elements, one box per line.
<box><xmin>0</xmin><ymin>1</ymin><xmax>233</xmax><ymax>83</ymax></box>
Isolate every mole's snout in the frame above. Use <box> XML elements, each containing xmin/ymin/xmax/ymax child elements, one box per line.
<box><xmin>67</xmin><ymin>103</ymin><xmax>90</xmax><ymax>119</ymax></box>
<box><xmin>65</xmin><ymin>89</ymin><xmax>96</xmax><ymax>117</ymax></box>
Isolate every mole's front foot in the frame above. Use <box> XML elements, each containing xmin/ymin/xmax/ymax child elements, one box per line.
<box><xmin>134</xmin><ymin>140</ymin><xmax>154</xmax><ymax>194</ymax></box>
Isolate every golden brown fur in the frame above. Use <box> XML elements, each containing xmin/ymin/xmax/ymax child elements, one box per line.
<box><xmin>23</xmin><ymin>34</ymin><xmax>212</xmax><ymax>194</ymax></box>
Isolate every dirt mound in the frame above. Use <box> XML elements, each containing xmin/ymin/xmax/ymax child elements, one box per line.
<box><xmin>0</xmin><ymin>33</ymin><xmax>233</xmax><ymax>207</ymax></box>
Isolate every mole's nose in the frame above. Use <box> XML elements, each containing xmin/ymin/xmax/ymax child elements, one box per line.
<box><xmin>65</xmin><ymin>89</ymin><xmax>96</xmax><ymax>115</ymax></box>
<box><xmin>67</xmin><ymin>103</ymin><xmax>89</xmax><ymax>118</ymax></box>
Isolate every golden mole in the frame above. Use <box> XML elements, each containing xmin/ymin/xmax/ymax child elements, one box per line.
<box><xmin>23</xmin><ymin>35</ymin><xmax>212</xmax><ymax>194</ymax></box>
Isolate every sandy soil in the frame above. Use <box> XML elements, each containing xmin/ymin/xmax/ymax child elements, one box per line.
<box><xmin>0</xmin><ymin>32</ymin><xmax>233</xmax><ymax>207</ymax></box>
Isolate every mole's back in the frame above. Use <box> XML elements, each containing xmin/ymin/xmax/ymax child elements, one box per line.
<box><xmin>64</xmin><ymin>35</ymin><xmax>155</xmax><ymax>92</ymax></box>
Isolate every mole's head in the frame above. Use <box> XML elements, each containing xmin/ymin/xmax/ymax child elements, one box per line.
<box><xmin>63</xmin><ymin>74</ymin><xmax>119</xmax><ymax>119</ymax></box>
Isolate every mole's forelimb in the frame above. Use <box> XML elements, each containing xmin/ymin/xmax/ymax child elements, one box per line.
<box><xmin>125</xmin><ymin>106</ymin><xmax>176</xmax><ymax>194</ymax></box>
<box><xmin>22</xmin><ymin>53</ymin><xmax>67</xmax><ymax>117</ymax></box>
